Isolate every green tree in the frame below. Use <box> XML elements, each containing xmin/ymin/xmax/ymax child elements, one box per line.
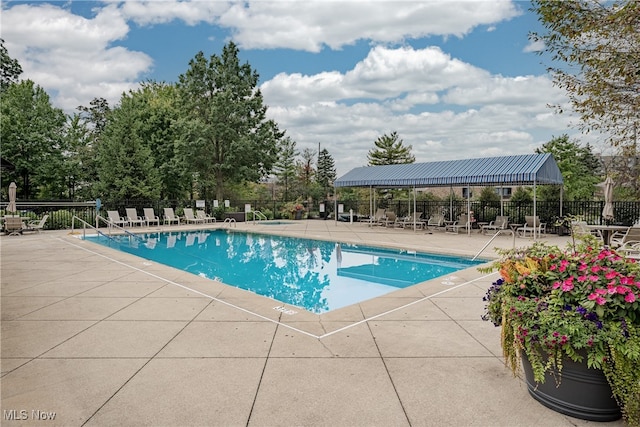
<box><xmin>511</xmin><ymin>187</ymin><xmax>533</xmax><ymax>205</ymax></box>
<box><xmin>530</xmin><ymin>0</ymin><xmax>640</xmax><ymax>148</ymax></box>
<box><xmin>96</xmin><ymin>91</ymin><xmax>161</xmax><ymax>199</ymax></box>
<box><xmin>316</xmin><ymin>148</ymin><xmax>336</xmax><ymax>197</ymax></box>
<box><xmin>478</xmin><ymin>187</ymin><xmax>501</xmax><ymax>204</ymax></box>
<box><xmin>133</xmin><ymin>82</ymin><xmax>190</xmax><ymax>199</ymax></box>
<box><xmin>298</xmin><ymin>147</ymin><xmax>317</xmax><ymax>201</ymax></box>
<box><xmin>273</xmin><ymin>136</ymin><xmax>299</xmax><ymax>201</ymax></box>
<box><xmin>367</xmin><ymin>131</ymin><xmax>415</xmax><ymax>165</ymax></box>
<box><xmin>535</xmin><ymin>134</ymin><xmax>600</xmax><ymax>200</ymax></box>
<box><xmin>1</xmin><ymin>38</ymin><xmax>22</xmax><ymax>91</ymax></box>
<box><xmin>0</xmin><ymin>80</ymin><xmax>66</xmax><ymax>198</ymax></box>
<box><xmin>177</xmin><ymin>42</ymin><xmax>283</xmax><ymax>201</ymax></box>
<box><xmin>74</xmin><ymin>97</ymin><xmax>112</xmax><ymax>198</ymax></box>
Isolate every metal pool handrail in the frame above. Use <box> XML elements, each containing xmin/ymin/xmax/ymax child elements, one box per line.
<box><xmin>71</xmin><ymin>215</ymin><xmax>114</xmax><ymax>241</ymax></box>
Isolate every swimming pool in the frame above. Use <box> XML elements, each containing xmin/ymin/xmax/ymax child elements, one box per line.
<box><xmin>85</xmin><ymin>230</ymin><xmax>484</xmax><ymax>313</ymax></box>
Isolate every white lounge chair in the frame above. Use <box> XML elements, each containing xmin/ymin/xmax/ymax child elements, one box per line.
<box><xmin>197</xmin><ymin>210</ymin><xmax>216</xmax><ymax>223</ymax></box>
<box><xmin>22</xmin><ymin>214</ymin><xmax>49</xmax><ymax>233</ymax></box>
<box><xmin>445</xmin><ymin>214</ymin><xmax>470</xmax><ymax>234</ymax></box>
<box><xmin>143</xmin><ymin>208</ymin><xmax>160</xmax><ymax>227</ymax></box>
<box><xmin>380</xmin><ymin>212</ymin><xmax>401</xmax><ymax>228</ymax></box>
<box><xmin>482</xmin><ymin>216</ymin><xmax>509</xmax><ymax>235</ymax></box>
<box><xmin>363</xmin><ymin>208</ymin><xmax>385</xmax><ymax>226</ymax></box>
<box><xmin>399</xmin><ymin>212</ymin><xmax>424</xmax><ymax>230</ymax></box>
<box><xmin>107</xmin><ymin>210</ymin><xmax>128</xmax><ymax>228</ymax></box>
<box><xmin>517</xmin><ymin>216</ymin><xmax>546</xmax><ymax>237</ymax></box>
<box><xmin>183</xmin><ymin>208</ymin><xmax>204</xmax><ymax>224</ymax></box>
<box><xmin>126</xmin><ymin>208</ymin><xmax>144</xmax><ymax>227</ymax></box>
<box><xmin>163</xmin><ymin>208</ymin><xmax>180</xmax><ymax>226</ymax></box>
<box><xmin>425</xmin><ymin>214</ymin><xmax>445</xmax><ymax>231</ymax></box>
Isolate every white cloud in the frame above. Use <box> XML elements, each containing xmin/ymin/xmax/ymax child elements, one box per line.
<box><xmin>261</xmin><ymin>45</ymin><xmax>577</xmax><ymax>174</ymax></box>
<box><xmin>1</xmin><ymin>0</ymin><xmax>584</xmax><ymax>176</ymax></box>
<box><xmin>219</xmin><ymin>1</ymin><xmax>520</xmax><ymax>51</ymax></box>
<box><xmin>2</xmin><ymin>3</ymin><xmax>150</xmax><ymax>111</ymax></box>
<box><xmin>524</xmin><ymin>39</ymin><xmax>545</xmax><ymax>53</ymax></box>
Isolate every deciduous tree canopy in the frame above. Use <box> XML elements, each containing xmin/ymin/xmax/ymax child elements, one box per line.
<box><xmin>531</xmin><ymin>0</ymin><xmax>640</xmax><ymax>148</ymax></box>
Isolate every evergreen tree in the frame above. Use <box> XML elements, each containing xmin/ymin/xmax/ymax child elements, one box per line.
<box><xmin>367</xmin><ymin>131</ymin><xmax>415</xmax><ymax>165</ymax></box>
<box><xmin>96</xmin><ymin>91</ymin><xmax>161</xmax><ymax>199</ymax></box>
<box><xmin>317</xmin><ymin>148</ymin><xmax>336</xmax><ymax>197</ymax></box>
<box><xmin>177</xmin><ymin>42</ymin><xmax>283</xmax><ymax>201</ymax></box>
<box><xmin>273</xmin><ymin>136</ymin><xmax>299</xmax><ymax>201</ymax></box>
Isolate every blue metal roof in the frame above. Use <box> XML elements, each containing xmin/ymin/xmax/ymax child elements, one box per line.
<box><xmin>334</xmin><ymin>154</ymin><xmax>564</xmax><ymax>188</ymax></box>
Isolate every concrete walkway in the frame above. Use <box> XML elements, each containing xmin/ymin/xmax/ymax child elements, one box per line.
<box><xmin>1</xmin><ymin>221</ymin><xmax>624</xmax><ymax>426</ymax></box>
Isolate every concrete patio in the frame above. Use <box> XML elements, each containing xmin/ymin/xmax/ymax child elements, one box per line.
<box><xmin>1</xmin><ymin>220</ymin><xmax>625</xmax><ymax>426</ymax></box>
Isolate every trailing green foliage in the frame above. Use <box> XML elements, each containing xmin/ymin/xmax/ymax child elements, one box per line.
<box><xmin>482</xmin><ymin>241</ymin><xmax>640</xmax><ymax>424</ymax></box>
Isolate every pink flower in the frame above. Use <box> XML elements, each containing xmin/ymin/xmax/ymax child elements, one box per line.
<box><xmin>605</xmin><ymin>271</ymin><xmax>618</xmax><ymax>280</ymax></box>
<box><xmin>626</xmin><ymin>293</ymin><xmax>637</xmax><ymax>303</ymax></box>
<box><xmin>596</xmin><ymin>296</ymin><xmax>607</xmax><ymax>305</ymax></box>
<box><xmin>620</xmin><ymin>276</ymin><xmax>635</xmax><ymax>285</ymax></box>
<box><xmin>561</xmin><ymin>281</ymin><xmax>574</xmax><ymax>292</ymax></box>
<box><xmin>616</xmin><ymin>286</ymin><xmax>629</xmax><ymax>294</ymax></box>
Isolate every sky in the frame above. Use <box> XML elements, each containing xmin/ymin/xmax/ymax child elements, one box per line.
<box><xmin>0</xmin><ymin>0</ymin><xmax>609</xmax><ymax>176</ymax></box>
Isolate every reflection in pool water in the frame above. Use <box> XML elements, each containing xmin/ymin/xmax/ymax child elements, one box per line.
<box><xmin>86</xmin><ymin>229</ymin><xmax>484</xmax><ymax>313</ymax></box>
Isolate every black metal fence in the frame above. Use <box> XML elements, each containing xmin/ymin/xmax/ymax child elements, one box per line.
<box><xmin>2</xmin><ymin>199</ymin><xmax>640</xmax><ymax>231</ymax></box>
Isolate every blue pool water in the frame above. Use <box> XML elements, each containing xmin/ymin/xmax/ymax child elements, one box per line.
<box><xmin>85</xmin><ymin>230</ymin><xmax>484</xmax><ymax>313</ymax></box>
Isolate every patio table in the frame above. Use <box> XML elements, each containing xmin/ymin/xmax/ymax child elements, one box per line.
<box><xmin>586</xmin><ymin>224</ymin><xmax>629</xmax><ymax>246</ymax></box>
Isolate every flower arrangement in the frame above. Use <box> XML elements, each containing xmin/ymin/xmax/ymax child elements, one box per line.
<box><xmin>282</xmin><ymin>202</ymin><xmax>306</xmax><ymax>219</ymax></box>
<box><xmin>481</xmin><ymin>241</ymin><xmax>640</xmax><ymax>424</ymax></box>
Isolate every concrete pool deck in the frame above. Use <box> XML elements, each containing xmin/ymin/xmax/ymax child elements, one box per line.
<box><xmin>1</xmin><ymin>220</ymin><xmax>625</xmax><ymax>426</ymax></box>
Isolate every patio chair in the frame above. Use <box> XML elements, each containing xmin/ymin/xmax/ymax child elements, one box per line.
<box><xmin>3</xmin><ymin>216</ymin><xmax>24</xmax><ymax>235</ymax></box>
<box><xmin>183</xmin><ymin>208</ymin><xmax>204</xmax><ymax>224</ymax></box>
<box><xmin>22</xmin><ymin>214</ymin><xmax>49</xmax><ymax>234</ymax></box>
<box><xmin>425</xmin><ymin>214</ymin><xmax>445</xmax><ymax>231</ymax></box>
<box><xmin>107</xmin><ymin>210</ymin><xmax>128</xmax><ymax>228</ymax></box>
<box><xmin>363</xmin><ymin>208</ymin><xmax>385</xmax><ymax>226</ymax></box>
<box><xmin>197</xmin><ymin>210</ymin><xmax>216</xmax><ymax>223</ymax></box>
<box><xmin>163</xmin><ymin>208</ymin><xmax>180</xmax><ymax>226</ymax></box>
<box><xmin>125</xmin><ymin>208</ymin><xmax>144</xmax><ymax>227</ymax></box>
<box><xmin>571</xmin><ymin>221</ymin><xmax>603</xmax><ymax>243</ymax></box>
<box><xmin>143</xmin><ymin>208</ymin><xmax>160</xmax><ymax>227</ymax></box>
<box><xmin>517</xmin><ymin>216</ymin><xmax>546</xmax><ymax>237</ymax></box>
<box><xmin>481</xmin><ymin>216</ymin><xmax>509</xmax><ymax>235</ymax></box>
<box><xmin>380</xmin><ymin>212</ymin><xmax>401</xmax><ymax>228</ymax></box>
<box><xmin>398</xmin><ymin>212</ymin><xmax>424</xmax><ymax>230</ymax></box>
<box><xmin>610</xmin><ymin>226</ymin><xmax>640</xmax><ymax>248</ymax></box>
<box><xmin>445</xmin><ymin>214</ymin><xmax>470</xmax><ymax>234</ymax></box>
<box><xmin>617</xmin><ymin>241</ymin><xmax>640</xmax><ymax>260</ymax></box>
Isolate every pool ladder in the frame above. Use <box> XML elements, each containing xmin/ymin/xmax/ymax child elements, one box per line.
<box><xmin>249</xmin><ymin>210</ymin><xmax>268</xmax><ymax>223</ymax></box>
<box><xmin>71</xmin><ymin>215</ymin><xmax>146</xmax><ymax>242</ymax></box>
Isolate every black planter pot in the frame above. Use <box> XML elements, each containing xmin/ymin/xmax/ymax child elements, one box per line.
<box><xmin>521</xmin><ymin>353</ymin><xmax>621</xmax><ymax>422</ymax></box>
